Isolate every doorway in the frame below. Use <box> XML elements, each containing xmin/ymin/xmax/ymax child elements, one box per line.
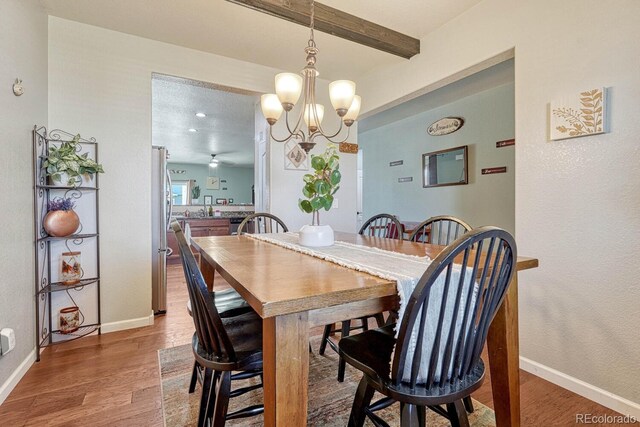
<box><xmin>150</xmin><ymin>74</ymin><xmax>266</xmax><ymax>313</ymax></box>
<box><xmin>356</xmin><ymin>58</ymin><xmax>516</xmax><ymax>235</ymax></box>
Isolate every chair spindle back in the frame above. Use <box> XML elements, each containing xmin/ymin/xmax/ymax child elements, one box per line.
<box><xmin>237</xmin><ymin>212</ymin><xmax>288</xmax><ymax>235</ymax></box>
<box><xmin>392</xmin><ymin>226</ymin><xmax>516</xmax><ymax>389</ymax></box>
<box><xmin>358</xmin><ymin>214</ymin><xmax>403</xmax><ymax>240</ymax></box>
<box><xmin>172</xmin><ymin>221</ymin><xmax>237</xmax><ymax>361</ymax></box>
<box><xmin>408</xmin><ymin>215</ymin><xmax>472</xmax><ymax>245</ymax></box>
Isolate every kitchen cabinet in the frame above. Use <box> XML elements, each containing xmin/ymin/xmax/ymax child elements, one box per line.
<box><xmin>167</xmin><ymin>218</ymin><xmax>231</xmax><ymax>263</ymax></box>
<box><xmin>186</xmin><ymin>218</ymin><xmax>230</xmax><ymax>237</ymax></box>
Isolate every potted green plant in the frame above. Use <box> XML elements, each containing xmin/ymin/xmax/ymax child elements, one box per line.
<box><xmin>191</xmin><ymin>185</ymin><xmax>201</xmax><ymax>204</ymax></box>
<box><xmin>42</xmin><ymin>134</ymin><xmax>104</xmax><ymax>187</ymax></box>
<box><xmin>43</xmin><ymin>197</ymin><xmax>80</xmax><ymax>237</ymax></box>
<box><xmin>298</xmin><ymin>143</ymin><xmax>341</xmax><ymax>246</ymax></box>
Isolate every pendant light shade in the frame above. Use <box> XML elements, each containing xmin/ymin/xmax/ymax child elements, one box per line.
<box><xmin>275</xmin><ymin>73</ymin><xmax>303</xmax><ymax>111</ymax></box>
<box><xmin>343</xmin><ymin>95</ymin><xmax>361</xmax><ymax>127</ymax></box>
<box><xmin>260</xmin><ymin>94</ymin><xmax>284</xmax><ymax>125</ymax></box>
<box><xmin>329</xmin><ymin>80</ymin><xmax>356</xmax><ymax>116</ymax></box>
<box><xmin>304</xmin><ymin>104</ymin><xmax>324</xmax><ymax>132</ymax></box>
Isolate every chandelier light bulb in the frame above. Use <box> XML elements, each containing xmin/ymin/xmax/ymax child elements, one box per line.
<box><xmin>304</xmin><ymin>104</ymin><xmax>324</xmax><ymax>132</ymax></box>
<box><xmin>343</xmin><ymin>95</ymin><xmax>361</xmax><ymax>127</ymax></box>
<box><xmin>275</xmin><ymin>73</ymin><xmax>303</xmax><ymax>111</ymax></box>
<box><xmin>329</xmin><ymin>80</ymin><xmax>356</xmax><ymax>116</ymax></box>
<box><xmin>260</xmin><ymin>94</ymin><xmax>284</xmax><ymax>125</ymax></box>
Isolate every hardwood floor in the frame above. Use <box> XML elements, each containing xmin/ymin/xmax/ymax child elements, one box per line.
<box><xmin>0</xmin><ymin>265</ymin><xmax>622</xmax><ymax>426</ymax></box>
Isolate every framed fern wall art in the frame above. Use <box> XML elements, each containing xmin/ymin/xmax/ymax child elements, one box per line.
<box><xmin>550</xmin><ymin>87</ymin><xmax>608</xmax><ymax>140</ymax></box>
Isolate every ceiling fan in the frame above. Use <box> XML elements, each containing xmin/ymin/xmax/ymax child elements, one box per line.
<box><xmin>209</xmin><ymin>153</ymin><xmax>234</xmax><ymax>168</ymax></box>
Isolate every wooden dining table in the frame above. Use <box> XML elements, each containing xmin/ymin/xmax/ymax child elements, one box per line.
<box><xmin>191</xmin><ymin>232</ymin><xmax>538</xmax><ymax>427</ymax></box>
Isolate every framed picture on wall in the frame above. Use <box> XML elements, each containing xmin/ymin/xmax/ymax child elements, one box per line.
<box><xmin>284</xmin><ymin>141</ymin><xmax>309</xmax><ymax>170</ymax></box>
<box><xmin>422</xmin><ymin>145</ymin><xmax>468</xmax><ymax>188</ymax></box>
<box><xmin>206</xmin><ymin>176</ymin><xmax>220</xmax><ymax>190</ymax></box>
<box><xmin>203</xmin><ymin>195</ymin><xmax>213</xmax><ymax>205</ymax></box>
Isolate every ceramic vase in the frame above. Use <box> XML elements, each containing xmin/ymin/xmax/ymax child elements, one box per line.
<box><xmin>299</xmin><ymin>224</ymin><xmax>335</xmax><ymax>247</ymax></box>
<box><xmin>60</xmin><ymin>251</ymin><xmax>82</xmax><ymax>285</ymax></box>
<box><xmin>59</xmin><ymin>306</ymin><xmax>81</xmax><ymax>334</ymax></box>
<box><xmin>44</xmin><ymin>210</ymin><xmax>80</xmax><ymax>237</ymax></box>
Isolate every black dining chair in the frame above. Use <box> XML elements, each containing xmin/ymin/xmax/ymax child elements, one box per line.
<box><xmin>407</xmin><ymin>215</ymin><xmax>472</xmax><ymax>245</ymax></box>
<box><xmin>172</xmin><ymin>222</ymin><xmax>264</xmax><ymax>427</ymax></box>
<box><xmin>318</xmin><ymin>213</ymin><xmax>402</xmax><ymax>382</ymax></box>
<box><xmin>358</xmin><ymin>213</ymin><xmax>403</xmax><ymax>239</ymax></box>
<box><xmin>339</xmin><ymin>226</ymin><xmax>517</xmax><ymax>427</ymax></box>
<box><xmin>237</xmin><ymin>212</ymin><xmax>288</xmax><ymax>234</ymax></box>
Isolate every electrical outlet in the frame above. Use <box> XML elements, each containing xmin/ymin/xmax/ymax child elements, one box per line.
<box><xmin>333</xmin><ymin>198</ymin><xmax>339</xmax><ymax>209</ymax></box>
<box><xmin>1</xmin><ymin>328</ymin><xmax>16</xmax><ymax>355</ymax></box>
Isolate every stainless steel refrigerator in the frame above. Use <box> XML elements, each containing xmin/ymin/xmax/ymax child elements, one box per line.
<box><xmin>151</xmin><ymin>146</ymin><xmax>172</xmax><ymax>314</ymax></box>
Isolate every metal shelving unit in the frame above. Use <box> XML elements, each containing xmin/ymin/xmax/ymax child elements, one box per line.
<box><xmin>33</xmin><ymin>126</ymin><xmax>101</xmax><ymax>360</ymax></box>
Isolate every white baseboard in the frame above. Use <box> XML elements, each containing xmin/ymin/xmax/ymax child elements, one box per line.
<box><xmin>520</xmin><ymin>356</ymin><xmax>640</xmax><ymax>418</ymax></box>
<box><xmin>0</xmin><ymin>348</ymin><xmax>36</xmax><ymax>405</ymax></box>
<box><xmin>100</xmin><ymin>311</ymin><xmax>154</xmax><ymax>334</ymax></box>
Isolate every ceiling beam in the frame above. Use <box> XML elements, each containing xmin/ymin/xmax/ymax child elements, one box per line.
<box><xmin>225</xmin><ymin>0</ymin><xmax>420</xmax><ymax>59</ymax></box>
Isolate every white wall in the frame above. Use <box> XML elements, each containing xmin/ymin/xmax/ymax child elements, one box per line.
<box><xmin>0</xmin><ymin>0</ymin><xmax>47</xmax><ymax>403</ymax></box>
<box><xmin>358</xmin><ymin>0</ymin><xmax>640</xmax><ymax>413</ymax></box>
<box><xmin>48</xmin><ymin>17</ymin><xmax>358</xmax><ymax>330</ymax></box>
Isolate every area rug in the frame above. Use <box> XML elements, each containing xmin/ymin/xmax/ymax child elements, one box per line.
<box><xmin>159</xmin><ymin>336</ymin><xmax>496</xmax><ymax>426</ymax></box>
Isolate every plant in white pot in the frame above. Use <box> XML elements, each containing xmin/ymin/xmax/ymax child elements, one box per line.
<box><xmin>42</xmin><ymin>134</ymin><xmax>104</xmax><ymax>187</ymax></box>
<box><xmin>191</xmin><ymin>185</ymin><xmax>201</xmax><ymax>204</ymax></box>
<box><xmin>298</xmin><ymin>143</ymin><xmax>341</xmax><ymax>247</ymax></box>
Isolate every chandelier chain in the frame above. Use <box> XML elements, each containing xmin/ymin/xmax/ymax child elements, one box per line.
<box><xmin>309</xmin><ymin>0</ymin><xmax>316</xmax><ymax>47</ymax></box>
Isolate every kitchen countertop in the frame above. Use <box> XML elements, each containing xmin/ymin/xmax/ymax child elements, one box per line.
<box><xmin>172</xmin><ymin>211</ymin><xmax>254</xmax><ymax>220</ymax></box>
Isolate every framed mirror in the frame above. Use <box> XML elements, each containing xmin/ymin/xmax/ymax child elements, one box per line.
<box><xmin>422</xmin><ymin>145</ymin><xmax>468</xmax><ymax>188</ymax></box>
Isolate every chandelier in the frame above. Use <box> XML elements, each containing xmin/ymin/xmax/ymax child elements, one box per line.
<box><xmin>260</xmin><ymin>0</ymin><xmax>361</xmax><ymax>153</ymax></box>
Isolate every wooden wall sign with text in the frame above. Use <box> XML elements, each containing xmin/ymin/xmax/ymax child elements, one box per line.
<box><xmin>339</xmin><ymin>142</ymin><xmax>358</xmax><ymax>154</ymax></box>
<box><xmin>398</xmin><ymin>177</ymin><xmax>413</xmax><ymax>183</ymax></box>
<box><xmin>482</xmin><ymin>167</ymin><xmax>507</xmax><ymax>175</ymax></box>
<box><xmin>496</xmin><ymin>138</ymin><xmax>515</xmax><ymax>148</ymax></box>
<box><xmin>389</xmin><ymin>160</ymin><xmax>403</xmax><ymax>167</ymax></box>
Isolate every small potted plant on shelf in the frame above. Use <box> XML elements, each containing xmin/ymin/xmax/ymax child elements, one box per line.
<box><xmin>42</xmin><ymin>134</ymin><xmax>104</xmax><ymax>187</ymax></box>
<box><xmin>43</xmin><ymin>197</ymin><xmax>80</xmax><ymax>237</ymax></box>
<box><xmin>191</xmin><ymin>185</ymin><xmax>201</xmax><ymax>204</ymax></box>
<box><xmin>298</xmin><ymin>143</ymin><xmax>341</xmax><ymax>247</ymax></box>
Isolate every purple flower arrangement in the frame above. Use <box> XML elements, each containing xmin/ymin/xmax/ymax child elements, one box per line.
<box><xmin>47</xmin><ymin>197</ymin><xmax>76</xmax><ymax>212</ymax></box>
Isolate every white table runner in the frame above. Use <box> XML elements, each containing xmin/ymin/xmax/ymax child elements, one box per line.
<box><xmin>246</xmin><ymin>232</ymin><xmax>475</xmax><ymax>382</ymax></box>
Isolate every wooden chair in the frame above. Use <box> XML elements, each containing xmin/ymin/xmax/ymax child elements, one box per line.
<box><xmin>318</xmin><ymin>213</ymin><xmax>401</xmax><ymax>382</ymax></box>
<box><xmin>339</xmin><ymin>226</ymin><xmax>517</xmax><ymax>427</ymax></box>
<box><xmin>237</xmin><ymin>212</ymin><xmax>288</xmax><ymax>234</ymax></box>
<box><xmin>172</xmin><ymin>222</ymin><xmax>264</xmax><ymax>427</ymax></box>
<box><xmin>358</xmin><ymin>213</ymin><xmax>403</xmax><ymax>239</ymax></box>
<box><xmin>407</xmin><ymin>215</ymin><xmax>472</xmax><ymax>245</ymax></box>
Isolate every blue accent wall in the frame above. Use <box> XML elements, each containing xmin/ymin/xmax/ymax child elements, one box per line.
<box><xmin>168</xmin><ymin>162</ymin><xmax>254</xmax><ymax>204</ymax></box>
<box><xmin>360</xmin><ymin>83</ymin><xmax>515</xmax><ymax>233</ymax></box>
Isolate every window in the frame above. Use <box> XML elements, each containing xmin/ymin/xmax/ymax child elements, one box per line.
<box><xmin>171</xmin><ymin>180</ymin><xmax>191</xmax><ymax>205</ymax></box>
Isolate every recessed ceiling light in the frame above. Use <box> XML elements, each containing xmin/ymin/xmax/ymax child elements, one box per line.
<box><xmin>195</xmin><ymin>112</ymin><xmax>206</xmax><ymax>118</ymax></box>
<box><xmin>188</xmin><ymin>128</ymin><xmax>197</xmax><ymax>132</ymax></box>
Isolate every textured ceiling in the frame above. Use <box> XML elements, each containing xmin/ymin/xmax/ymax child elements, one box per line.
<box><xmin>152</xmin><ymin>77</ymin><xmax>258</xmax><ymax>166</ymax></box>
<box><xmin>41</xmin><ymin>0</ymin><xmax>482</xmax><ymax>81</ymax></box>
